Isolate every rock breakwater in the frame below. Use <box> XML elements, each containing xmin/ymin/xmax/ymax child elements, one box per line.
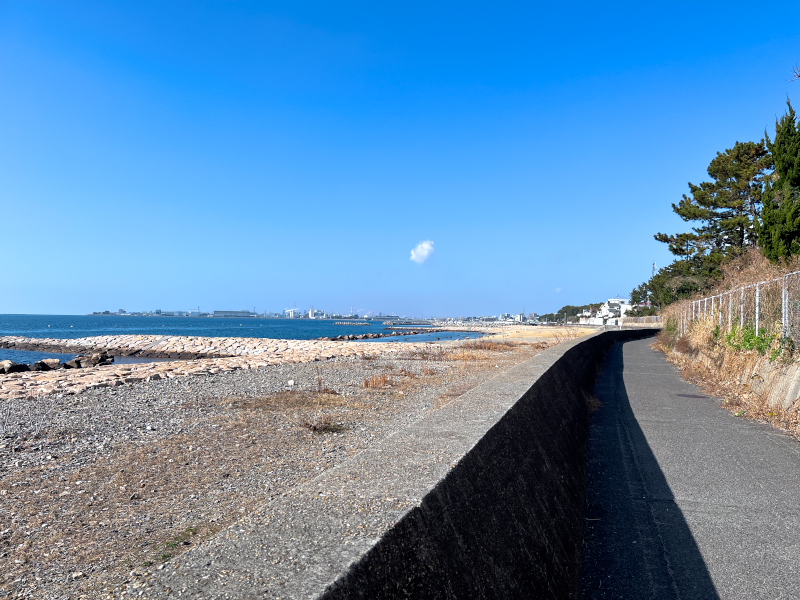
<box><xmin>0</xmin><ymin>351</ymin><xmax>113</xmax><ymax>374</ymax></box>
<box><xmin>322</xmin><ymin>329</ymin><xmax>437</xmax><ymax>341</ymax></box>
<box><xmin>0</xmin><ymin>335</ymin><xmax>432</xmax><ymax>401</ymax></box>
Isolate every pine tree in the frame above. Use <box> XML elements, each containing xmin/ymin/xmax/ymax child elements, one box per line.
<box><xmin>656</xmin><ymin>140</ymin><xmax>769</xmax><ymax>271</ymax></box>
<box><xmin>759</xmin><ymin>101</ymin><xmax>800</xmax><ymax>260</ymax></box>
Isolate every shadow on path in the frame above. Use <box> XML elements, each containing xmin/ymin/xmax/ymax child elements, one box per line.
<box><xmin>579</xmin><ymin>341</ymin><xmax>719</xmax><ymax>599</ymax></box>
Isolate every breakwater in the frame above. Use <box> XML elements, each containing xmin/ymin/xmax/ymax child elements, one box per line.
<box><xmin>0</xmin><ymin>334</ymin><xmax>335</xmax><ymax>359</ymax></box>
<box><xmin>0</xmin><ymin>335</ymin><xmax>431</xmax><ymax>400</ymax></box>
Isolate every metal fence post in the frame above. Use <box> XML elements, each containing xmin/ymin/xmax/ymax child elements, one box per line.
<box><xmin>728</xmin><ymin>292</ymin><xmax>732</xmax><ymax>332</ymax></box>
<box><xmin>740</xmin><ymin>288</ymin><xmax>745</xmax><ymax>329</ymax></box>
<box><xmin>756</xmin><ymin>283</ymin><xmax>761</xmax><ymax>334</ymax></box>
<box><xmin>783</xmin><ymin>276</ymin><xmax>790</xmax><ymax>339</ymax></box>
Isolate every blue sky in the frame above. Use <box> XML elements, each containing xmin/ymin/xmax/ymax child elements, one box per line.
<box><xmin>2</xmin><ymin>1</ymin><xmax>800</xmax><ymax>317</ymax></box>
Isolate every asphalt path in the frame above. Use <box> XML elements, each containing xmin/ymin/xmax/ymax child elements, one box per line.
<box><xmin>580</xmin><ymin>338</ymin><xmax>800</xmax><ymax>599</ymax></box>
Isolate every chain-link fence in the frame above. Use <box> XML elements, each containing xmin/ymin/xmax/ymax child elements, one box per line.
<box><xmin>689</xmin><ymin>270</ymin><xmax>800</xmax><ymax>342</ymax></box>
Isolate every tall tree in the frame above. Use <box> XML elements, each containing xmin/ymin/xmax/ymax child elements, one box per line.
<box><xmin>656</xmin><ymin>140</ymin><xmax>769</xmax><ymax>272</ymax></box>
<box><xmin>759</xmin><ymin>101</ymin><xmax>800</xmax><ymax>260</ymax></box>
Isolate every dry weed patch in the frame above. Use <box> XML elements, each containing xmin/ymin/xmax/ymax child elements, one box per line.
<box><xmin>363</xmin><ymin>373</ymin><xmax>394</xmax><ymax>389</ymax></box>
<box><xmin>460</xmin><ymin>340</ymin><xmax>517</xmax><ymax>352</ymax></box>
<box><xmin>227</xmin><ymin>390</ymin><xmax>346</xmax><ymax>411</ymax></box>
<box><xmin>660</xmin><ymin>343</ymin><xmax>800</xmax><ymax>440</ymax></box>
<box><xmin>450</xmin><ymin>340</ymin><xmax>522</xmax><ymax>362</ymax></box>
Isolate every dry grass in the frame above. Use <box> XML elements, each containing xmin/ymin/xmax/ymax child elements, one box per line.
<box><xmin>489</xmin><ymin>326</ymin><xmax>592</xmax><ymax>342</ymax></box>
<box><xmin>298</xmin><ymin>415</ymin><xmax>346</xmax><ymax>434</ymax></box>
<box><xmin>660</xmin><ymin>340</ymin><xmax>800</xmax><ymax>440</ymax></box>
<box><xmin>718</xmin><ymin>248</ymin><xmax>800</xmax><ymax>291</ymax></box>
<box><xmin>460</xmin><ymin>340</ymin><xmax>516</xmax><ymax>351</ymax></box>
<box><xmin>362</xmin><ymin>368</ymin><xmax>422</xmax><ymax>392</ymax></box>
<box><xmin>363</xmin><ymin>373</ymin><xmax>394</xmax><ymax>389</ymax></box>
<box><xmin>661</xmin><ymin>248</ymin><xmax>800</xmax><ymax>343</ymax></box>
<box><xmin>449</xmin><ymin>340</ymin><xmax>522</xmax><ymax>362</ymax></box>
<box><xmin>225</xmin><ymin>390</ymin><xmax>346</xmax><ymax>411</ymax></box>
<box><xmin>674</xmin><ymin>336</ymin><xmax>694</xmax><ymax>354</ymax></box>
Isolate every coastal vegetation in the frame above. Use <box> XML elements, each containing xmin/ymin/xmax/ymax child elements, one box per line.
<box><xmin>539</xmin><ymin>303</ymin><xmax>603</xmax><ymax>323</ymax></box>
<box><xmin>634</xmin><ymin>100</ymin><xmax>800</xmax><ymax>309</ymax></box>
<box><xmin>639</xmin><ymin>95</ymin><xmax>800</xmax><ymax>439</ymax></box>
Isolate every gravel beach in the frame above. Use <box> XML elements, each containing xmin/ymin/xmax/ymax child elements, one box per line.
<box><xmin>0</xmin><ymin>329</ymin><xmax>586</xmax><ymax>599</ymax></box>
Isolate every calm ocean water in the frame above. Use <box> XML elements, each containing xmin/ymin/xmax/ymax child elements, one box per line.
<box><xmin>0</xmin><ymin>314</ymin><xmax>482</xmax><ymax>364</ymax></box>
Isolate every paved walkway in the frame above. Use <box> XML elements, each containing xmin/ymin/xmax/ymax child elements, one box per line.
<box><xmin>580</xmin><ymin>338</ymin><xmax>800</xmax><ymax>599</ymax></box>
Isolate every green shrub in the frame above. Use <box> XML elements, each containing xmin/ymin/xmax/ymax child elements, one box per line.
<box><xmin>725</xmin><ymin>325</ymin><xmax>776</xmax><ymax>356</ymax></box>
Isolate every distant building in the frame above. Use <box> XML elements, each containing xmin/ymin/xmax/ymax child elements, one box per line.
<box><xmin>579</xmin><ymin>298</ymin><xmax>633</xmax><ymax>325</ymax></box>
<box><xmin>213</xmin><ymin>310</ymin><xmax>256</xmax><ymax>318</ymax></box>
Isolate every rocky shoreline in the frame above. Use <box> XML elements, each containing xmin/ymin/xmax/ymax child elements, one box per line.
<box><xmin>0</xmin><ymin>335</ymin><xmax>440</xmax><ymax>401</ymax></box>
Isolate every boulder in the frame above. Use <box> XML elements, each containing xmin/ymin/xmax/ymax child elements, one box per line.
<box><xmin>64</xmin><ymin>358</ymin><xmax>83</xmax><ymax>369</ymax></box>
<box><xmin>42</xmin><ymin>358</ymin><xmax>62</xmax><ymax>370</ymax></box>
<box><xmin>3</xmin><ymin>361</ymin><xmax>30</xmax><ymax>373</ymax></box>
<box><xmin>89</xmin><ymin>351</ymin><xmax>114</xmax><ymax>366</ymax></box>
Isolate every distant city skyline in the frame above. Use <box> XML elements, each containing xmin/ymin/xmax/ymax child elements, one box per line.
<box><xmin>3</xmin><ymin>1</ymin><xmax>799</xmax><ymax>315</ymax></box>
<box><xmin>86</xmin><ymin>305</ymin><xmax>535</xmax><ymax>320</ymax></box>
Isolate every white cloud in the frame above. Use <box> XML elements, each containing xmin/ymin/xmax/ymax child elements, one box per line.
<box><xmin>410</xmin><ymin>240</ymin><xmax>435</xmax><ymax>263</ymax></box>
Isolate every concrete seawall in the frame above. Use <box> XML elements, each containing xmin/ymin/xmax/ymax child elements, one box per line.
<box><xmin>127</xmin><ymin>328</ymin><xmax>657</xmax><ymax>599</ymax></box>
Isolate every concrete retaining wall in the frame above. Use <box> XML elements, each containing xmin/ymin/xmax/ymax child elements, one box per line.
<box><xmin>320</xmin><ymin>329</ymin><xmax>657</xmax><ymax>599</ymax></box>
<box><xmin>682</xmin><ymin>345</ymin><xmax>800</xmax><ymax>410</ymax></box>
<box><xmin>129</xmin><ymin>329</ymin><xmax>657</xmax><ymax>599</ymax></box>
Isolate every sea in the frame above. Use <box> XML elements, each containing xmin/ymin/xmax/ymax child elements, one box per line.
<box><xmin>0</xmin><ymin>314</ymin><xmax>483</xmax><ymax>364</ymax></box>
